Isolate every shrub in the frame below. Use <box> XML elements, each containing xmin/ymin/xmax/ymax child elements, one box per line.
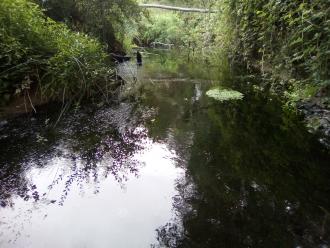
<box><xmin>138</xmin><ymin>11</ymin><xmax>184</xmax><ymax>46</ymax></box>
<box><xmin>226</xmin><ymin>0</ymin><xmax>330</xmax><ymax>88</ymax></box>
<box><xmin>0</xmin><ymin>0</ymin><xmax>114</xmax><ymax>104</ymax></box>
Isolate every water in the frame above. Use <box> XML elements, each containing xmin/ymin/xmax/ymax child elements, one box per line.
<box><xmin>1</xmin><ymin>50</ymin><xmax>330</xmax><ymax>247</ymax></box>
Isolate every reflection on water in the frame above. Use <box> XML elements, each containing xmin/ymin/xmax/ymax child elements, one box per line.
<box><xmin>134</xmin><ymin>51</ymin><xmax>330</xmax><ymax>247</ymax></box>
<box><xmin>0</xmin><ymin>101</ymin><xmax>184</xmax><ymax>247</ymax></box>
<box><xmin>1</xmin><ymin>50</ymin><xmax>330</xmax><ymax>247</ymax></box>
<box><xmin>1</xmin><ymin>140</ymin><xmax>182</xmax><ymax>248</ymax></box>
<box><xmin>0</xmin><ymin>103</ymin><xmax>146</xmax><ymax>208</ymax></box>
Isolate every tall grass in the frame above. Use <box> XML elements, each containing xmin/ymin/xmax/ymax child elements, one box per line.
<box><xmin>0</xmin><ymin>0</ymin><xmax>114</xmax><ymax>105</ymax></box>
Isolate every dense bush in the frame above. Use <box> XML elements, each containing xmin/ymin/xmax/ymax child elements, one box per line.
<box><xmin>226</xmin><ymin>0</ymin><xmax>330</xmax><ymax>90</ymax></box>
<box><xmin>137</xmin><ymin>11</ymin><xmax>184</xmax><ymax>46</ymax></box>
<box><xmin>0</xmin><ymin>0</ymin><xmax>114</xmax><ymax>104</ymax></box>
<box><xmin>136</xmin><ymin>11</ymin><xmax>221</xmax><ymax>57</ymax></box>
<box><xmin>135</xmin><ymin>1</ymin><xmax>224</xmax><ymax>60</ymax></box>
<box><xmin>34</xmin><ymin>0</ymin><xmax>141</xmax><ymax>52</ymax></box>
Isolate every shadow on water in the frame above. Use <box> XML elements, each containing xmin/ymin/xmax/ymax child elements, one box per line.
<box><xmin>128</xmin><ymin>51</ymin><xmax>330</xmax><ymax>247</ymax></box>
<box><xmin>0</xmin><ymin>49</ymin><xmax>330</xmax><ymax>247</ymax></box>
<box><xmin>154</xmin><ymin>93</ymin><xmax>330</xmax><ymax>247</ymax></box>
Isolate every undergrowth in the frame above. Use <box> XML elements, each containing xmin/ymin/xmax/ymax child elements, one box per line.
<box><xmin>0</xmin><ymin>0</ymin><xmax>114</xmax><ymax>106</ymax></box>
<box><xmin>225</xmin><ymin>0</ymin><xmax>330</xmax><ymax>101</ymax></box>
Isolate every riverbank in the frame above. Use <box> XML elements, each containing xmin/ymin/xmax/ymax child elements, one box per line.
<box><xmin>249</xmin><ymin>62</ymin><xmax>330</xmax><ymax>146</ymax></box>
<box><xmin>297</xmin><ymin>86</ymin><xmax>330</xmax><ymax>146</ymax></box>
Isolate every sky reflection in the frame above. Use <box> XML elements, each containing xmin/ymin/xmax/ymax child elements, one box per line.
<box><xmin>0</xmin><ymin>133</ymin><xmax>184</xmax><ymax>248</ymax></box>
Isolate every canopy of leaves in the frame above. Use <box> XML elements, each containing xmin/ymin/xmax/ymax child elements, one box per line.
<box><xmin>35</xmin><ymin>0</ymin><xmax>142</xmax><ymax>52</ymax></box>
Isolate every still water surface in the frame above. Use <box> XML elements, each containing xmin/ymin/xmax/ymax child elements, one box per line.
<box><xmin>1</xmin><ymin>50</ymin><xmax>330</xmax><ymax>247</ymax></box>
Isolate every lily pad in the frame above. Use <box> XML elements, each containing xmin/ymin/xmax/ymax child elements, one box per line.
<box><xmin>206</xmin><ymin>87</ymin><xmax>244</xmax><ymax>101</ymax></box>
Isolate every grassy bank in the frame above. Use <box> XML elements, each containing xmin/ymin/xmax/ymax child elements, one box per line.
<box><xmin>0</xmin><ymin>0</ymin><xmax>115</xmax><ymax>107</ymax></box>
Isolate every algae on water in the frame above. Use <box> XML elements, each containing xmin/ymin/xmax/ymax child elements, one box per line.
<box><xmin>206</xmin><ymin>87</ymin><xmax>244</xmax><ymax>101</ymax></box>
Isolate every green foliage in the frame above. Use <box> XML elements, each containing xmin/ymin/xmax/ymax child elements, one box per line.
<box><xmin>36</xmin><ymin>0</ymin><xmax>142</xmax><ymax>52</ymax></box>
<box><xmin>0</xmin><ymin>0</ymin><xmax>113</xmax><ymax>103</ymax></box>
<box><xmin>140</xmin><ymin>0</ymin><xmax>329</xmax><ymax>100</ymax></box>
<box><xmin>137</xmin><ymin>11</ymin><xmax>184</xmax><ymax>45</ymax></box>
<box><xmin>284</xmin><ymin>83</ymin><xmax>319</xmax><ymax>107</ymax></box>
<box><xmin>136</xmin><ymin>1</ymin><xmax>225</xmax><ymax>59</ymax></box>
<box><xmin>225</xmin><ymin>0</ymin><xmax>330</xmax><ymax>90</ymax></box>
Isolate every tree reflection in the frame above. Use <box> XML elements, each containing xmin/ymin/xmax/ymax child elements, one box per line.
<box><xmin>0</xmin><ymin>103</ymin><xmax>149</xmax><ymax>208</ymax></box>
<box><xmin>152</xmin><ymin>80</ymin><xmax>330</xmax><ymax>247</ymax></box>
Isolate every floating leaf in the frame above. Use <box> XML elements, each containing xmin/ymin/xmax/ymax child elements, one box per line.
<box><xmin>206</xmin><ymin>87</ymin><xmax>244</xmax><ymax>101</ymax></box>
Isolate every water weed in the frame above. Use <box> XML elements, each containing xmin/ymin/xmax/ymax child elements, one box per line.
<box><xmin>206</xmin><ymin>87</ymin><xmax>244</xmax><ymax>102</ymax></box>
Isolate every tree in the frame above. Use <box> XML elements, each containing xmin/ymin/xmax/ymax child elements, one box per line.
<box><xmin>35</xmin><ymin>0</ymin><xmax>141</xmax><ymax>52</ymax></box>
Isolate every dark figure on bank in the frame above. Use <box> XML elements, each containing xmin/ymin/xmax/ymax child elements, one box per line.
<box><xmin>136</xmin><ymin>51</ymin><xmax>142</xmax><ymax>66</ymax></box>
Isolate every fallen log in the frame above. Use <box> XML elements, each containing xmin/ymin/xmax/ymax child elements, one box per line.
<box><xmin>139</xmin><ymin>4</ymin><xmax>218</xmax><ymax>13</ymax></box>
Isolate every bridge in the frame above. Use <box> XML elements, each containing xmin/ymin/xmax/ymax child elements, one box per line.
<box><xmin>139</xmin><ymin>3</ymin><xmax>218</xmax><ymax>13</ymax></box>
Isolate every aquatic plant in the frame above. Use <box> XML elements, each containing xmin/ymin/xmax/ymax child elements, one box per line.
<box><xmin>206</xmin><ymin>87</ymin><xmax>244</xmax><ymax>101</ymax></box>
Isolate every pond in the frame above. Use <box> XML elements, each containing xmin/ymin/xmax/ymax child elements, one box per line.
<box><xmin>0</xmin><ymin>50</ymin><xmax>330</xmax><ymax>248</ymax></box>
